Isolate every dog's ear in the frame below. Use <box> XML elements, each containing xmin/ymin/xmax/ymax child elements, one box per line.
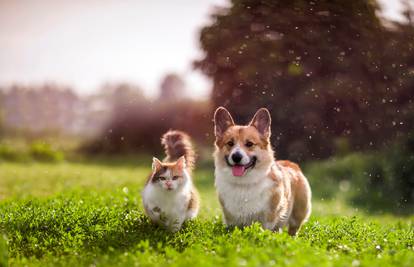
<box><xmin>214</xmin><ymin>107</ymin><xmax>234</xmax><ymax>138</ymax></box>
<box><xmin>249</xmin><ymin>108</ymin><xmax>271</xmax><ymax>138</ymax></box>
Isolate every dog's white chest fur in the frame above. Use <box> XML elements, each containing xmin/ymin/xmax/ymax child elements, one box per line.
<box><xmin>215</xmin><ymin>167</ymin><xmax>273</xmax><ymax>226</ymax></box>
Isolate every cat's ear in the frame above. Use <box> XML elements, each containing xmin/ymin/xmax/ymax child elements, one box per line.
<box><xmin>152</xmin><ymin>157</ymin><xmax>162</xmax><ymax>172</ymax></box>
<box><xmin>176</xmin><ymin>156</ymin><xmax>186</xmax><ymax>170</ymax></box>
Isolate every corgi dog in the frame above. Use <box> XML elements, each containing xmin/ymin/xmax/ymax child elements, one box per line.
<box><xmin>213</xmin><ymin>107</ymin><xmax>311</xmax><ymax>235</ymax></box>
<box><xmin>142</xmin><ymin>130</ymin><xmax>199</xmax><ymax>232</ymax></box>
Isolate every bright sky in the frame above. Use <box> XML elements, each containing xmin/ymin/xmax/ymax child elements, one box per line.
<box><xmin>0</xmin><ymin>0</ymin><xmax>409</xmax><ymax>99</ymax></box>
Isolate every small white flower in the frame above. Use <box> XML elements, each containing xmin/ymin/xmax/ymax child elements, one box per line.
<box><xmin>122</xmin><ymin>187</ymin><xmax>129</xmax><ymax>194</ymax></box>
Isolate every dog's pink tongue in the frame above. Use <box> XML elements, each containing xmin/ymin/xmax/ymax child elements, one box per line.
<box><xmin>232</xmin><ymin>165</ymin><xmax>246</xmax><ymax>176</ymax></box>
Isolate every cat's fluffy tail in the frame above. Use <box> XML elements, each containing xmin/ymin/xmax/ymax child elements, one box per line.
<box><xmin>161</xmin><ymin>130</ymin><xmax>196</xmax><ymax>170</ymax></box>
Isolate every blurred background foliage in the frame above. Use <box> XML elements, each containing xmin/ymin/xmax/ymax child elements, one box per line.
<box><xmin>195</xmin><ymin>0</ymin><xmax>414</xmax><ymax>160</ymax></box>
<box><xmin>0</xmin><ymin>0</ymin><xmax>413</xmax><ymax>214</ymax></box>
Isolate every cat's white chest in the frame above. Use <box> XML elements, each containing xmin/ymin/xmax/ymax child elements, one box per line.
<box><xmin>142</xmin><ymin>185</ymin><xmax>188</xmax><ymax>222</ymax></box>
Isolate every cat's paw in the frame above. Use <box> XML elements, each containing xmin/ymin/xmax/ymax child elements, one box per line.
<box><xmin>152</xmin><ymin>206</ymin><xmax>161</xmax><ymax>213</ymax></box>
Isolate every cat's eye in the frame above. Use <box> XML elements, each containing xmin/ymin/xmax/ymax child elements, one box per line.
<box><xmin>172</xmin><ymin>175</ymin><xmax>180</xmax><ymax>180</ymax></box>
<box><xmin>245</xmin><ymin>141</ymin><xmax>254</xmax><ymax>147</ymax></box>
<box><xmin>159</xmin><ymin>177</ymin><xmax>166</xmax><ymax>181</ymax></box>
<box><xmin>227</xmin><ymin>140</ymin><xmax>234</xmax><ymax>147</ymax></box>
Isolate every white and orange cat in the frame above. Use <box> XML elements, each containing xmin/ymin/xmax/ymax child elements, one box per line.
<box><xmin>213</xmin><ymin>107</ymin><xmax>311</xmax><ymax>235</ymax></box>
<box><xmin>142</xmin><ymin>130</ymin><xmax>199</xmax><ymax>232</ymax></box>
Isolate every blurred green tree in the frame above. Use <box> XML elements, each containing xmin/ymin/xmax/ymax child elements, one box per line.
<box><xmin>195</xmin><ymin>0</ymin><xmax>414</xmax><ymax>160</ymax></box>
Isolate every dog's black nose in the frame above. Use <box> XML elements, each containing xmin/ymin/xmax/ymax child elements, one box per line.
<box><xmin>231</xmin><ymin>152</ymin><xmax>243</xmax><ymax>164</ymax></box>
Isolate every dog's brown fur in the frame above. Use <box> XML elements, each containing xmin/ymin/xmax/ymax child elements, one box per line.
<box><xmin>213</xmin><ymin>107</ymin><xmax>311</xmax><ymax>235</ymax></box>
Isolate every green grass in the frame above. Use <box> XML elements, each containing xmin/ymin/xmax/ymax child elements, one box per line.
<box><xmin>0</xmin><ymin>161</ymin><xmax>413</xmax><ymax>266</ymax></box>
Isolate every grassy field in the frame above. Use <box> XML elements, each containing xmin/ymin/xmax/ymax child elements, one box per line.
<box><xmin>0</xmin><ymin>160</ymin><xmax>413</xmax><ymax>266</ymax></box>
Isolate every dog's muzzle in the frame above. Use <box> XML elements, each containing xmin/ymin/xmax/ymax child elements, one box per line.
<box><xmin>225</xmin><ymin>155</ymin><xmax>257</xmax><ymax>177</ymax></box>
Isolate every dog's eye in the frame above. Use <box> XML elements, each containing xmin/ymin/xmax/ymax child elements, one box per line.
<box><xmin>172</xmin><ymin>175</ymin><xmax>180</xmax><ymax>180</ymax></box>
<box><xmin>245</xmin><ymin>141</ymin><xmax>254</xmax><ymax>147</ymax></box>
<box><xmin>227</xmin><ymin>141</ymin><xmax>234</xmax><ymax>147</ymax></box>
